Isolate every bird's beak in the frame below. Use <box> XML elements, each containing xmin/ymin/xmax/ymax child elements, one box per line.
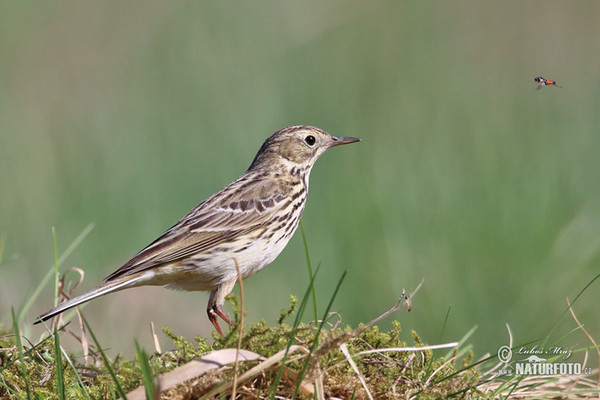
<box><xmin>328</xmin><ymin>136</ymin><xmax>361</xmax><ymax>148</ymax></box>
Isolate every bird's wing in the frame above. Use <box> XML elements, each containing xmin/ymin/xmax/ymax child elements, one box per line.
<box><xmin>104</xmin><ymin>175</ymin><xmax>294</xmax><ymax>281</ymax></box>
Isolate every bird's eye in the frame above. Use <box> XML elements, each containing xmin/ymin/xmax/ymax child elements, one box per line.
<box><xmin>304</xmin><ymin>135</ymin><xmax>316</xmax><ymax>146</ymax></box>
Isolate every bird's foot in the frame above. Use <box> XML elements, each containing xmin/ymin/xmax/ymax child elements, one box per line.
<box><xmin>207</xmin><ymin>304</ymin><xmax>232</xmax><ymax>336</ymax></box>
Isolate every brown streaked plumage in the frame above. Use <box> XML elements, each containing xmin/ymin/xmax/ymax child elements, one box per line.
<box><xmin>35</xmin><ymin>125</ymin><xmax>360</xmax><ymax>335</ymax></box>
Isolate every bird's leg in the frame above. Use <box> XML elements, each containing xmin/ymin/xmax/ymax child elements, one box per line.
<box><xmin>207</xmin><ymin>306</ymin><xmax>225</xmax><ymax>337</ymax></box>
<box><xmin>207</xmin><ymin>280</ymin><xmax>236</xmax><ymax>336</ymax></box>
<box><xmin>213</xmin><ymin>304</ymin><xmax>232</xmax><ymax>326</ymax></box>
<box><xmin>207</xmin><ymin>304</ymin><xmax>233</xmax><ymax>336</ymax></box>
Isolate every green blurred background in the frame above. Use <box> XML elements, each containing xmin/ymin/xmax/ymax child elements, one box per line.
<box><xmin>1</xmin><ymin>1</ymin><xmax>599</xmax><ymax>357</ymax></box>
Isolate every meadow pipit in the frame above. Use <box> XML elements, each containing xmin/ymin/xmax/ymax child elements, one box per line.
<box><xmin>36</xmin><ymin>125</ymin><xmax>360</xmax><ymax>335</ymax></box>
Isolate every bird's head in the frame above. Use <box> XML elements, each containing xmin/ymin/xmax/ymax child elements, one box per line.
<box><xmin>249</xmin><ymin>125</ymin><xmax>360</xmax><ymax>171</ymax></box>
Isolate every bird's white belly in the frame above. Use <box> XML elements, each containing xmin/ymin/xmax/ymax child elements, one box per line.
<box><xmin>153</xmin><ymin>228</ymin><xmax>296</xmax><ymax>292</ymax></box>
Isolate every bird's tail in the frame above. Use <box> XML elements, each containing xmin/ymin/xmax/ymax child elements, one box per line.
<box><xmin>34</xmin><ymin>275</ymin><xmax>146</xmax><ymax>324</ymax></box>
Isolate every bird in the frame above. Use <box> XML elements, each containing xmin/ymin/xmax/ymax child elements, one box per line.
<box><xmin>35</xmin><ymin>125</ymin><xmax>361</xmax><ymax>336</ymax></box>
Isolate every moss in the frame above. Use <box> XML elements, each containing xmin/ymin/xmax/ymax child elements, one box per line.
<box><xmin>0</xmin><ymin>296</ymin><xmax>484</xmax><ymax>399</ymax></box>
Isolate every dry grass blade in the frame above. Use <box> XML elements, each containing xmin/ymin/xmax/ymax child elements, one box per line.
<box><xmin>74</xmin><ymin>306</ymin><xmax>90</xmax><ymax>365</ymax></box>
<box><xmin>313</xmin><ymin>363</ymin><xmax>325</xmax><ymax>400</ymax></box>
<box><xmin>126</xmin><ymin>349</ymin><xmax>262</xmax><ymax>400</ymax></box>
<box><xmin>232</xmin><ymin>257</ymin><xmax>244</xmax><ymax>399</ymax></box>
<box><xmin>203</xmin><ymin>344</ymin><xmax>311</xmax><ymax>398</ymax></box>
<box><xmin>272</xmin><ymin>361</ymin><xmax>322</xmax><ymax>398</ymax></box>
<box><xmin>44</xmin><ymin>268</ymin><xmax>94</xmax><ymax>365</ymax></box>
<box><xmin>481</xmin><ymin>323</ymin><xmax>513</xmax><ymax>379</ymax></box>
<box><xmin>50</xmin><ymin>268</ymin><xmax>85</xmax><ymax>332</ymax></box>
<box><xmin>481</xmin><ymin>370</ymin><xmax>600</xmax><ymax>399</ymax></box>
<box><xmin>128</xmin><ymin>346</ymin><xmax>314</xmax><ymax>399</ymax></box>
<box><xmin>353</xmin><ymin>342</ymin><xmax>458</xmax><ymax>357</ymax></box>
<box><xmin>150</xmin><ymin>321</ymin><xmax>161</xmax><ymax>353</ymax></box>
<box><xmin>339</xmin><ymin>343</ymin><xmax>374</xmax><ymax>400</ymax></box>
<box><xmin>566</xmin><ymin>296</ymin><xmax>600</xmax><ymax>392</ymax></box>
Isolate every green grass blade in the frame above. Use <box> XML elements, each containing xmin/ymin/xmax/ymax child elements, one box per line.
<box><xmin>299</xmin><ymin>221</ymin><xmax>318</xmax><ymax>322</ymax></box>
<box><xmin>442</xmin><ymin>325</ymin><xmax>477</xmax><ymax>361</ymax></box>
<box><xmin>19</xmin><ymin>223</ymin><xmax>95</xmax><ymax>323</ymax></box>
<box><xmin>59</xmin><ymin>349</ymin><xmax>91</xmax><ymax>400</ymax></box>
<box><xmin>135</xmin><ymin>340</ymin><xmax>156</xmax><ymax>400</ymax></box>
<box><xmin>268</xmin><ymin>265</ymin><xmax>321</xmax><ymax>400</ymax></box>
<box><xmin>439</xmin><ymin>306</ymin><xmax>451</xmax><ymax>343</ymax></box>
<box><xmin>542</xmin><ymin>272</ymin><xmax>600</xmax><ymax>348</ymax></box>
<box><xmin>53</xmin><ymin>326</ymin><xmax>66</xmax><ymax>400</ymax></box>
<box><xmin>292</xmin><ymin>270</ymin><xmax>347</xmax><ymax>400</ymax></box>
<box><xmin>55</xmin><ymin>223</ymin><xmax>96</xmax><ymax>267</ymax></box>
<box><xmin>11</xmin><ymin>307</ymin><xmax>32</xmax><ymax>400</ymax></box>
<box><xmin>52</xmin><ymin>227</ymin><xmax>59</xmax><ymax>308</ymax></box>
<box><xmin>82</xmin><ymin>315</ymin><xmax>128</xmax><ymax>399</ymax></box>
<box><xmin>425</xmin><ymin>306</ymin><xmax>453</xmax><ymax>374</ymax></box>
<box><xmin>48</xmin><ymin>227</ymin><xmax>87</xmax><ymax>399</ymax></box>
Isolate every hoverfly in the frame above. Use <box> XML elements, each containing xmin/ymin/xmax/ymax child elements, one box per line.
<box><xmin>534</xmin><ymin>76</ymin><xmax>561</xmax><ymax>90</ymax></box>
